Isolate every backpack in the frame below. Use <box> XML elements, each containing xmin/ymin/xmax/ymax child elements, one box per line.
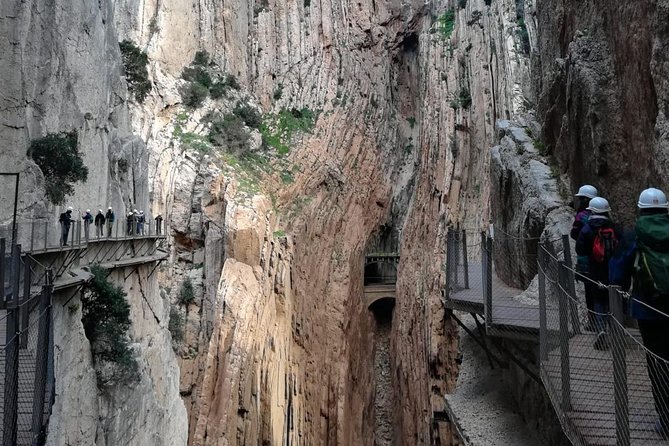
<box><xmin>592</xmin><ymin>227</ymin><xmax>618</xmax><ymax>264</ymax></box>
<box><xmin>635</xmin><ymin>245</ymin><xmax>669</xmax><ymax>297</ymax></box>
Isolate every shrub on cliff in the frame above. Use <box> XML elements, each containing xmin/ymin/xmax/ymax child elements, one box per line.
<box><xmin>82</xmin><ymin>265</ymin><xmax>138</xmax><ymax>385</ymax></box>
<box><xmin>168</xmin><ymin>307</ymin><xmax>184</xmax><ymax>343</ymax></box>
<box><xmin>437</xmin><ymin>9</ymin><xmax>456</xmax><ymax>39</ymax></box>
<box><xmin>28</xmin><ymin>131</ymin><xmax>89</xmax><ymax>205</ymax></box>
<box><xmin>119</xmin><ymin>40</ymin><xmax>152</xmax><ymax>103</ymax></box>
<box><xmin>233</xmin><ymin>103</ymin><xmax>263</xmax><ymax>128</ymax></box>
<box><xmin>182</xmin><ymin>82</ymin><xmax>210</xmax><ymax>108</ymax></box>
<box><xmin>179</xmin><ymin>278</ymin><xmax>196</xmax><ymax>305</ymax></box>
<box><xmin>208</xmin><ymin>114</ymin><xmax>250</xmax><ymax>155</ymax></box>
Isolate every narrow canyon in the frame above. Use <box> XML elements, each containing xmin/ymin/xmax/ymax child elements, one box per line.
<box><xmin>1</xmin><ymin>0</ymin><xmax>668</xmax><ymax>445</ymax></box>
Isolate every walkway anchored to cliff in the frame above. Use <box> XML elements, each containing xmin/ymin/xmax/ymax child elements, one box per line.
<box><xmin>0</xmin><ymin>229</ymin><xmax>168</xmax><ymax>445</ymax></box>
<box><xmin>443</xmin><ymin>227</ymin><xmax>668</xmax><ymax>445</ymax></box>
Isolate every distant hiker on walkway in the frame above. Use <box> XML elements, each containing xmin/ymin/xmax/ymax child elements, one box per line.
<box><xmin>137</xmin><ymin>210</ymin><xmax>145</xmax><ymax>235</ymax></box>
<box><xmin>155</xmin><ymin>214</ymin><xmax>163</xmax><ymax>235</ymax></box>
<box><xmin>610</xmin><ymin>188</ymin><xmax>669</xmax><ymax>438</ymax></box>
<box><xmin>94</xmin><ymin>209</ymin><xmax>105</xmax><ymax>238</ymax></box>
<box><xmin>105</xmin><ymin>207</ymin><xmax>115</xmax><ymax>237</ymax></box>
<box><xmin>82</xmin><ymin>209</ymin><xmax>93</xmax><ymax>242</ymax></box>
<box><xmin>571</xmin><ymin>185</ymin><xmax>599</xmax><ymax>329</ymax></box>
<box><xmin>59</xmin><ymin>207</ymin><xmax>75</xmax><ymax>246</ymax></box>
<box><xmin>576</xmin><ymin>197</ymin><xmax>619</xmax><ymax>350</ymax></box>
<box><xmin>127</xmin><ymin>212</ymin><xmax>134</xmax><ymax>236</ymax></box>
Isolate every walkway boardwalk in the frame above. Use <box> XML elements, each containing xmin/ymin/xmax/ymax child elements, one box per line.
<box><xmin>443</xmin><ymin>228</ymin><xmax>668</xmax><ymax>445</ymax></box>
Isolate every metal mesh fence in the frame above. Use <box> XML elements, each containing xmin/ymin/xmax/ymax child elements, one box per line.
<box><xmin>539</xmin><ymin>243</ymin><xmax>669</xmax><ymax>445</ymax></box>
<box><xmin>1</xmin><ymin>243</ymin><xmax>53</xmax><ymax>445</ymax></box>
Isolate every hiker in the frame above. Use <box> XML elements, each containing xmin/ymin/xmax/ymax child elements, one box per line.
<box><xmin>59</xmin><ymin>207</ymin><xmax>75</xmax><ymax>246</ymax></box>
<box><xmin>126</xmin><ymin>212</ymin><xmax>134</xmax><ymax>235</ymax></box>
<box><xmin>575</xmin><ymin>197</ymin><xmax>619</xmax><ymax>349</ymax></box>
<box><xmin>82</xmin><ymin>209</ymin><xmax>93</xmax><ymax>242</ymax></box>
<box><xmin>94</xmin><ymin>209</ymin><xmax>105</xmax><ymax>238</ymax></box>
<box><xmin>155</xmin><ymin>214</ymin><xmax>163</xmax><ymax>235</ymax></box>
<box><xmin>571</xmin><ymin>184</ymin><xmax>599</xmax><ymax>329</ymax></box>
<box><xmin>105</xmin><ymin>207</ymin><xmax>115</xmax><ymax>237</ymax></box>
<box><xmin>610</xmin><ymin>188</ymin><xmax>669</xmax><ymax>437</ymax></box>
<box><xmin>137</xmin><ymin>210</ymin><xmax>145</xmax><ymax>235</ymax></box>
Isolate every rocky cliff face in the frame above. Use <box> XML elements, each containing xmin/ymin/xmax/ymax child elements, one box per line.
<box><xmin>535</xmin><ymin>0</ymin><xmax>669</xmax><ymax>224</ymax></box>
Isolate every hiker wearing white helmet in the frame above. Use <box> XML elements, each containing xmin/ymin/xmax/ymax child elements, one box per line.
<box><xmin>576</xmin><ymin>196</ymin><xmax>620</xmax><ymax>350</ymax></box>
<box><xmin>137</xmin><ymin>210</ymin><xmax>145</xmax><ymax>235</ymax></box>
<box><xmin>105</xmin><ymin>207</ymin><xmax>115</xmax><ymax>237</ymax></box>
<box><xmin>610</xmin><ymin>187</ymin><xmax>669</xmax><ymax>437</ymax></box>
<box><xmin>571</xmin><ymin>185</ymin><xmax>600</xmax><ymax>330</ymax></box>
<box><xmin>58</xmin><ymin>207</ymin><xmax>75</xmax><ymax>246</ymax></box>
<box><xmin>126</xmin><ymin>211</ymin><xmax>135</xmax><ymax>236</ymax></box>
<box><xmin>95</xmin><ymin>209</ymin><xmax>106</xmax><ymax>238</ymax></box>
<box><xmin>82</xmin><ymin>209</ymin><xmax>93</xmax><ymax>242</ymax></box>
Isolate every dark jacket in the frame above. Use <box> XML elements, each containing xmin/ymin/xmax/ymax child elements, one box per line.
<box><xmin>95</xmin><ymin>213</ymin><xmax>105</xmax><ymax>226</ymax></box>
<box><xmin>59</xmin><ymin>211</ymin><xmax>73</xmax><ymax>228</ymax></box>
<box><xmin>611</xmin><ymin>213</ymin><xmax>669</xmax><ymax>320</ymax></box>
<box><xmin>106</xmin><ymin>210</ymin><xmax>115</xmax><ymax>223</ymax></box>
<box><xmin>83</xmin><ymin>213</ymin><xmax>93</xmax><ymax>224</ymax></box>
<box><xmin>575</xmin><ymin>214</ymin><xmax>618</xmax><ymax>282</ymax></box>
<box><xmin>570</xmin><ymin>209</ymin><xmax>591</xmax><ymax>240</ymax></box>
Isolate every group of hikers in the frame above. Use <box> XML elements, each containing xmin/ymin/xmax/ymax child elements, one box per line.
<box><xmin>58</xmin><ymin>207</ymin><xmax>163</xmax><ymax>245</ymax></box>
<box><xmin>570</xmin><ymin>184</ymin><xmax>669</xmax><ymax>436</ymax></box>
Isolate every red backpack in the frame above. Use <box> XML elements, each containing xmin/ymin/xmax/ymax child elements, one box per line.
<box><xmin>592</xmin><ymin>227</ymin><xmax>618</xmax><ymax>263</ymax></box>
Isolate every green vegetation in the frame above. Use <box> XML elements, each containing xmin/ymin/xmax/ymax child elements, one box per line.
<box><xmin>82</xmin><ymin>265</ymin><xmax>137</xmax><ymax>383</ymax></box>
<box><xmin>458</xmin><ymin>87</ymin><xmax>472</xmax><ymax>109</ymax></box>
<box><xmin>407</xmin><ymin>117</ymin><xmax>416</xmax><ymax>128</ymax></box>
<box><xmin>517</xmin><ymin>17</ymin><xmax>530</xmax><ymax>54</ymax></box>
<box><xmin>179</xmin><ymin>278</ymin><xmax>195</xmax><ymax>305</ymax></box>
<box><xmin>119</xmin><ymin>40</ymin><xmax>152</xmax><ymax>103</ymax></box>
<box><xmin>437</xmin><ymin>9</ymin><xmax>456</xmax><ymax>40</ymax></box>
<box><xmin>208</xmin><ymin>114</ymin><xmax>250</xmax><ymax>155</ymax></box>
<box><xmin>273</xmin><ymin>84</ymin><xmax>284</xmax><ymax>100</ymax></box>
<box><xmin>168</xmin><ymin>307</ymin><xmax>184</xmax><ymax>343</ymax></box>
<box><xmin>233</xmin><ymin>103</ymin><xmax>263</xmax><ymax>128</ymax></box>
<box><xmin>534</xmin><ymin>139</ymin><xmax>547</xmax><ymax>155</ymax></box>
<box><xmin>273</xmin><ymin>230</ymin><xmax>286</xmax><ymax>238</ymax></box>
<box><xmin>28</xmin><ymin>132</ymin><xmax>89</xmax><ymax>205</ymax></box>
<box><xmin>458</xmin><ymin>0</ymin><xmax>467</xmax><ymax>8</ymax></box>
<box><xmin>260</xmin><ymin>108</ymin><xmax>316</xmax><ymax>155</ymax></box>
<box><xmin>467</xmin><ymin>10</ymin><xmax>482</xmax><ymax>26</ymax></box>
<box><xmin>181</xmin><ymin>52</ymin><xmax>239</xmax><ymax>107</ymax></box>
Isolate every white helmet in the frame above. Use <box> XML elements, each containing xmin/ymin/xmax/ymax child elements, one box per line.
<box><xmin>108</xmin><ymin>207</ymin><xmax>112</xmax><ymax>210</ymax></box>
<box><xmin>587</xmin><ymin>197</ymin><xmax>611</xmax><ymax>214</ymax></box>
<box><xmin>86</xmin><ymin>209</ymin><xmax>90</xmax><ymax>213</ymax></box>
<box><xmin>638</xmin><ymin>188</ymin><xmax>669</xmax><ymax>209</ymax></box>
<box><xmin>575</xmin><ymin>185</ymin><xmax>598</xmax><ymax>199</ymax></box>
<box><xmin>67</xmin><ymin>206</ymin><xmax>73</xmax><ymax>211</ymax></box>
<box><xmin>98</xmin><ymin>209</ymin><xmax>103</xmax><ymax>213</ymax></box>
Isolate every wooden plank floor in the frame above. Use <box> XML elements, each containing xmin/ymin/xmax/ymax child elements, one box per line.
<box><xmin>544</xmin><ymin>332</ymin><xmax>666</xmax><ymax>445</ymax></box>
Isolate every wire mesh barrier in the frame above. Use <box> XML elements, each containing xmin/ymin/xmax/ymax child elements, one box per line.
<box><xmin>538</xmin><ymin>243</ymin><xmax>669</xmax><ymax>445</ymax></box>
<box><xmin>1</xmin><ymin>241</ymin><xmax>54</xmax><ymax>445</ymax></box>
<box><xmin>0</xmin><ymin>213</ymin><xmax>167</xmax><ymax>257</ymax></box>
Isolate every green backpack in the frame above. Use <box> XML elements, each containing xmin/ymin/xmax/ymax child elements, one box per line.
<box><xmin>635</xmin><ymin>214</ymin><xmax>669</xmax><ymax>297</ymax></box>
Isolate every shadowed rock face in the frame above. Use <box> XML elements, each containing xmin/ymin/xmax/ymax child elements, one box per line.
<box><xmin>536</xmin><ymin>0</ymin><xmax>669</xmax><ymax>225</ymax></box>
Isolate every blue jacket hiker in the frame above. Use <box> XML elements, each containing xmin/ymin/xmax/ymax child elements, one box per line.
<box><xmin>609</xmin><ymin>188</ymin><xmax>669</xmax><ymax>437</ymax></box>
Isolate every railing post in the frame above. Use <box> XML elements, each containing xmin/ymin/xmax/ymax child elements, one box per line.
<box><xmin>30</xmin><ymin>220</ymin><xmax>35</xmax><ymax>252</ymax></box>
<box><xmin>44</xmin><ymin>220</ymin><xmax>48</xmax><ymax>251</ymax></box>
<box><xmin>485</xmin><ymin>235</ymin><xmax>493</xmax><ymax>328</ymax></box>
<box><xmin>445</xmin><ymin>228</ymin><xmax>453</xmax><ymax>297</ymax></box>
<box><xmin>3</xmin><ymin>244</ymin><xmax>21</xmax><ymax>446</ymax></box>
<box><xmin>20</xmin><ymin>255</ymin><xmax>32</xmax><ymax>348</ymax></box>
<box><xmin>557</xmin><ymin>261</ymin><xmax>572</xmax><ymax>411</ymax></box>
<box><xmin>0</xmin><ymin>238</ymin><xmax>5</xmax><ymax>300</ymax></box>
<box><xmin>561</xmin><ymin>235</ymin><xmax>581</xmax><ymax>334</ymax></box>
<box><xmin>31</xmin><ymin>271</ymin><xmax>53</xmax><ymax>443</ymax></box>
<box><xmin>481</xmin><ymin>231</ymin><xmax>487</xmax><ymax>303</ymax></box>
<box><xmin>609</xmin><ymin>285</ymin><xmax>629</xmax><ymax>445</ymax></box>
<box><xmin>453</xmin><ymin>228</ymin><xmax>460</xmax><ymax>287</ymax></box>
<box><xmin>539</xmin><ymin>247</ymin><xmax>548</xmax><ymax>361</ymax></box>
<box><xmin>462</xmin><ymin>230</ymin><xmax>469</xmax><ymax>289</ymax></box>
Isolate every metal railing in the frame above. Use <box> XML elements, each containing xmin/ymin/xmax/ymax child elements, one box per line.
<box><xmin>0</xmin><ymin>213</ymin><xmax>167</xmax><ymax>256</ymax></box>
<box><xmin>1</xmin><ymin>240</ymin><xmax>54</xmax><ymax>445</ymax></box>
<box><xmin>538</xmin><ymin>243</ymin><xmax>669</xmax><ymax>445</ymax></box>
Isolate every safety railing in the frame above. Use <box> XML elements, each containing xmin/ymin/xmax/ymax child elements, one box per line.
<box><xmin>538</xmin><ymin>242</ymin><xmax>669</xmax><ymax>445</ymax></box>
<box><xmin>1</xmin><ymin>239</ymin><xmax>54</xmax><ymax>445</ymax></box>
<box><xmin>0</xmin><ymin>213</ymin><xmax>167</xmax><ymax>256</ymax></box>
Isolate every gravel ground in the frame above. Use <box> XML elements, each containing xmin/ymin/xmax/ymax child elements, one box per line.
<box><xmin>445</xmin><ymin>313</ymin><xmax>539</xmax><ymax>446</ymax></box>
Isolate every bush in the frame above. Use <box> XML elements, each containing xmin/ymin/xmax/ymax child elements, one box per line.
<box><xmin>28</xmin><ymin>132</ymin><xmax>89</xmax><ymax>205</ymax></box>
<box><xmin>458</xmin><ymin>87</ymin><xmax>472</xmax><ymax>109</ymax></box>
<box><xmin>208</xmin><ymin>114</ymin><xmax>250</xmax><ymax>154</ymax></box>
<box><xmin>193</xmin><ymin>50</ymin><xmax>210</xmax><ymax>67</ymax></box>
<box><xmin>119</xmin><ymin>40</ymin><xmax>152</xmax><ymax>103</ymax></box>
<box><xmin>168</xmin><ymin>307</ymin><xmax>184</xmax><ymax>343</ymax></box>
<box><xmin>458</xmin><ymin>0</ymin><xmax>467</xmax><ymax>8</ymax></box>
<box><xmin>225</xmin><ymin>74</ymin><xmax>240</xmax><ymax>90</ymax></box>
<box><xmin>260</xmin><ymin>108</ymin><xmax>316</xmax><ymax>155</ymax></box>
<box><xmin>517</xmin><ymin>18</ymin><xmax>530</xmax><ymax>54</ymax></box>
<box><xmin>182</xmin><ymin>66</ymin><xmax>213</xmax><ymax>88</ymax></box>
<box><xmin>273</xmin><ymin>85</ymin><xmax>283</xmax><ymax>100</ymax></box>
<box><xmin>179</xmin><ymin>278</ymin><xmax>195</xmax><ymax>305</ymax></box>
<box><xmin>82</xmin><ymin>265</ymin><xmax>137</xmax><ymax>381</ymax></box>
<box><xmin>182</xmin><ymin>82</ymin><xmax>209</xmax><ymax>108</ymax></box>
<box><xmin>437</xmin><ymin>9</ymin><xmax>456</xmax><ymax>39</ymax></box>
<box><xmin>233</xmin><ymin>103</ymin><xmax>263</xmax><ymax>128</ymax></box>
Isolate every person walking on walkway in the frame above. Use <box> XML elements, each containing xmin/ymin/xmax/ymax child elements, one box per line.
<box><xmin>94</xmin><ymin>209</ymin><xmax>105</xmax><ymax>238</ymax></box>
<box><xmin>610</xmin><ymin>188</ymin><xmax>669</xmax><ymax>438</ymax></box>
<box><xmin>82</xmin><ymin>209</ymin><xmax>93</xmax><ymax>242</ymax></box>
<box><xmin>571</xmin><ymin>184</ymin><xmax>599</xmax><ymax>330</ymax></box>
<box><xmin>59</xmin><ymin>207</ymin><xmax>75</xmax><ymax>246</ymax></box>
<box><xmin>576</xmin><ymin>197</ymin><xmax>619</xmax><ymax>350</ymax></box>
<box><xmin>126</xmin><ymin>212</ymin><xmax>134</xmax><ymax>236</ymax></box>
<box><xmin>137</xmin><ymin>210</ymin><xmax>145</xmax><ymax>235</ymax></box>
<box><xmin>155</xmin><ymin>213</ymin><xmax>163</xmax><ymax>235</ymax></box>
<box><xmin>105</xmin><ymin>207</ymin><xmax>115</xmax><ymax>237</ymax></box>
